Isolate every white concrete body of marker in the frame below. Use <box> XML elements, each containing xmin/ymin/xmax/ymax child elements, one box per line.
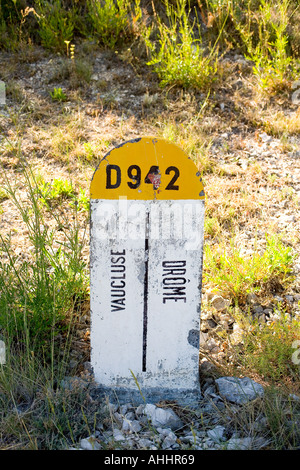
<box><xmin>90</xmin><ymin>137</ymin><xmax>205</xmax><ymax>406</ymax></box>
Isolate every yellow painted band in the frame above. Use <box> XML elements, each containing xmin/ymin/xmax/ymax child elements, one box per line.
<box><xmin>90</xmin><ymin>137</ymin><xmax>205</xmax><ymax>200</ymax></box>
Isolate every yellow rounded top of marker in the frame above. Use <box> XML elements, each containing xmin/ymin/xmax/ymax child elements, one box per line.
<box><xmin>90</xmin><ymin>137</ymin><xmax>205</xmax><ymax>200</ymax></box>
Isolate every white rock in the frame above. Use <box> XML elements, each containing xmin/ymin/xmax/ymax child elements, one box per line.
<box><xmin>227</xmin><ymin>437</ymin><xmax>252</xmax><ymax>450</ymax></box>
<box><xmin>230</xmin><ymin>324</ymin><xmax>244</xmax><ymax>345</ymax></box>
<box><xmin>122</xmin><ymin>419</ymin><xmax>142</xmax><ymax>433</ymax></box>
<box><xmin>113</xmin><ymin>412</ymin><xmax>123</xmax><ymax>426</ymax></box>
<box><xmin>162</xmin><ymin>433</ymin><xmax>177</xmax><ymax>449</ymax></box>
<box><xmin>215</xmin><ymin>377</ymin><xmax>264</xmax><ymax>404</ymax></box>
<box><xmin>136</xmin><ymin>404</ymin><xmax>145</xmax><ymax>415</ymax></box>
<box><xmin>204</xmin><ymin>290</ymin><xmax>219</xmax><ymax>302</ymax></box>
<box><xmin>207</xmin><ymin>425</ymin><xmax>226</xmax><ymax>442</ymax></box>
<box><xmin>138</xmin><ymin>438</ymin><xmax>155</xmax><ymax>449</ymax></box>
<box><xmin>80</xmin><ymin>437</ymin><xmax>101</xmax><ymax>450</ymax></box>
<box><xmin>119</xmin><ymin>404</ymin><xmax>129</xmax><ymax>415</ymax></box>
<box><xmin>144</xmin><ymin>404</ymin><xmax>183</xmax><ymax>430</ymax></box>
<box><xmin>113</xmin><ymin>429</ymin><xmax>126</xmax><ymax>441</ymax></box>
<box><xmin>259</xmin><ymin>132</ymin><xmax>272</xmax><ymax>143</ymax></box>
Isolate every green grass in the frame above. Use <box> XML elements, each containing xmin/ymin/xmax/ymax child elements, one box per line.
<box><xmin>231</xmin><ymin>0</ymin><xmax>295</xmax><ymax>92</ymax></box>
<box><xmin>0</xmin><ymin>344</ymin><xmax>104</xmax><ymax>449</ymax></box>
<box><xmin>1</xmin><ymin>0</ymin><xmax>300</xmax><ymax>96</ymax></box>
<box><xmin>241</xmin><ymin>310</ymin><xmax>300</xmax><ymax>382</ymax></box>
<box><xmin>36</xmin><ymin>175</ymin><xmax>89</xmax><ymax>212</ymax></box>
<box><xmin>204</xmin><ymin>234</ymin><xmax>294</xmax><ymax>304</ymax></box>
<box><xmin>143</xmin><ymin>0</ymin><xmax>221</xmax><ymax>90</ymax></box>
<box><xmin>87</xmin><ymin>0</ymin><xmax>142</xmax><ymax>49</ymax></box>
<box><xmin>50</xmin><ymin>87</ymin><xmax>67</xmax><ymax>102</ymax></box>
<box><xmin>36</xmin><ymin>0</ymin><xmax>76</xmax><ymax>52</ymax></box>
<box><xmin>0</xmin><ymin>161</ymin><xmax>89</xmax><ymax>355</ymax></box>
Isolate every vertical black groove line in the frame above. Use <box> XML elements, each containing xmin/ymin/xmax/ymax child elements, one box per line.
<box><xmin>142</xmin><ymin>210</ymin><xmax>150</xmax><ymax>372</ymax></box>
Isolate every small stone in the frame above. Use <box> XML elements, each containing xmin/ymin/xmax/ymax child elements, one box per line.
<box><xmin>113</xmin><ymin>429</ymin><xmax>126</xmax><ymax>441</ymax></box>
<box><xmin>203</xmin><ymin>384</ymin><xmax>217</xmax><ymax>398</ymax></box>
<box><xmin>83</xmin><ymin>361</ymin><xmax>93</xmax><ymax>373</ymax></box>
<box><xmin>211</xmin><ymin>295</ymin><xmax>230</xmax><ymax>311</ymax></box>
<box><xmin>199</xmin><ymin>360</ymin><xmax>218</xmax><ymax>377</ymax></box>
<box><xmin>263</xmin><ymin>308</ymin><xmax>273</xmax><ymax>315</ymax></box>
<box><xmin>68</xmin><ymin>359</ymin><xmax>78</xmax><ymax>369</ymax></box>
<box><xmin>259</xmin><ymin>132</ymin><xmax>272</xmax><ymax>143</ymax></box>
<box><xmin>253</xmin><ymin>305</ymin><xmax>264</xmax><ymax>314</ymax></box>
<box><xmin>204</xmin><ymin>290</ymin><xmax>220</xmax><ymax>302</ymax></box>
<box><xmin>253</xmin><ymin>437</ymin><xmax>270</xmax><ymax>449</ymax></box>
<box><xmin>124</xmin><ymin>411</ymin><xmax>135</xmax><ymax>421</ymax></box>
<box><xmin>113</xmin><ymin>412</ymin><xmax>123</xmax><ymax>426</ymax></box>
<box><xmin>105</xmin><ymin>403</ymin><xmax>119</xmax><ymax>413</ymax></box>
<box><xmin>252</xmin><ymin>416</ymin><xmax>268</xmax><ymax>432</ymax></box>
<box><xmin>119</xmin><ymin>404</ymin><xmax>129</xmax><ymax>415</ymax></box>
<box><xmin>122</xmin><ymin>419</ymin><xmax>142</xmax><ymax>433</ymax></box>
<box><xmin>80</xmin><ymin>436</ymin><xmax>101</xmax><ymax>450</ymax></box>
<box><xmin>247</xmin><ymin>293</ymin><xmax>258</xmax><ymax>304</ymax></box>
<box><xmin>138</xmin><ymin>438</ymin><xmax>155</xmax><ymax>449</ymax></box>
<box><xmin>207</xmin><ymin>425</ymin><xmax>226</xmax><ymax>442</ymax></box>
<box><xmin>258</xmin><ymin>313</ymin><xmax>266</xmax><ymax>323</ymax></box>
<box><xmin>144</xmin><ymin>404</ymin><xmax>183</xmax><ymax>430</ymax></box>
<box><xmin>206</xmin><ymin>318</ymin><xmax>218</xmax><ymax>329</ymax></box>
<box><xmin>227</xmin><ymin>437</ymin><xmax>252</xmax><ymax>450</ymax></box>
<box><xmin>161</xmin><ymin>430</ymin><xmax>177</xmax><ymax>449</ymax></box>
<box><xmin>136</xmin><ymin>404</ymin><xmax>145</xmax><ymax>416</ymax></box>
<box><xmin>230</xmin><ymin>324</ymin><xmax>244</xmax><ymax>345</ymax></box>
<box><xmin>215</xmin><ymin>377</ymin><xmax>264</xmax><ymax>404</ymax></box>
<box><xmin>200</xmin><ymin>331</ymin><xmax>208</xmax><ymax>344</ymax></box>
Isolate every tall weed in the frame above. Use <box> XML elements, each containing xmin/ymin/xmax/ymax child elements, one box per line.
<box><xmin>87</xmin><ymin>0</ymin><xmax>142</xmax><ymax>49</ymax></box>
<box><xmin>231</xmin><ymin>0</ymin><xmax>294</xmax><ymax>91</ymax></box>
<box><xmin>0</xmin><ymin>160</ymin><xmax>89</xmax><ymax>355</ymax></box>
<box><xmin>204</xmin><ymin>234</ymin><xmax>294</xmax><ymax>304</ymax></box>
<box><xmin>240</xmin><ymin>310</ymin><xmax>300</xmax><ymax>383</ymax></box>
<box><xmin>143</xmin><ymin>0</ymin><xmax>222</xmax><ymax>90</ymax></box>
<box><xmin>36</xmin><ymin>0</ymin><xmax>76</xmax><ymax>51</ymax></box>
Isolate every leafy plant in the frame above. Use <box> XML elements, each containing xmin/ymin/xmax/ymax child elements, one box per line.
<box><xmin>204</xmin><ymin>234</ymin><xmax>294</xmax><ymax>304</ymax></box>
<box><xmin>232</xmin><ymin>0</ymin><xmax>294</xmax><ymax>91</ymax></box>
<box><xmin>36</xmin><ymin>176</ymin><xmax>75</xmax><ymax>205</ymax></box>
<box><xmin>50</xmin><ymin>87</ymin><xmax>67</xmax><ymax>101</ymax></box>
<box><xmin>143</xmin><ymin>0</ymin><xmax>221</xmax><ymax>90</ymax></box>
<box><xmin>240</xmin><ymin>310</ymin><xmax>300</xmax><ymax>383</ymax></box>
<box><xmin>36</xmin><ymin>0</ymin><xmax>76</xmax><ymax>51</ymax></box>
<box><xmin>87</xmin><ymin>0</ymin><xmax>142</xmax><ymax>49</ymax></box>
<box><xmin>0</xmin><ymin>162</ymin><xmax>89</xmax><ymax>353</ymax></box>
<box><xmin>36</xmin><ymin>176</ymin><xmax>89</xmax><ymax>213</ymax></box>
